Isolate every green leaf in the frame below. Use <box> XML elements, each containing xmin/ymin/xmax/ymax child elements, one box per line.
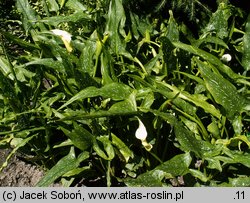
<box><xmin>111</xmin><ymin>133</ymin><xmax>134</xmax><ymax>162</ymax></box>
<box><xmin>133</xmin><ymin>75</ymin><xmax>198</xmax><ymax>116</ymax></box>
<box><xmin>125</xmin><ymin>169</ymin><xmax>166</xmax><ymax>187</ymax></box>
<box><xmin>242</xmin><ymin>14</ymin><xmax>250</xmax><ymax>71</ymax></box>
<box><xmin>154</xmin><ymin>80</ymin><xmax>221</xmax><ymax>119</ymax></box>
<box><xmin>202</xmin><ymin>3</ymin><xmax>231</xmax><ymax>39</ymax></box>
<box><xmin>0</xmin><ymin>56</ymin><xmax>14</xmax><ymax>80</ymax></box>
<box><xmin>225</xmin><ymin>150</ymin><xmax>250</xmax><ymax>168</ymax></box>
<box><xmin>129</xmin><ymin>12</ymin><xmax>140</xmax><ymax>40</ymax></box>
<box><xmin>15</xmin><ymin>67</ymin><xmax>36</xmax><ymax>82</ymax></box>
<box><xmin>140</xmin><ymin>92</ymin><xmax>155</xmax><ymax>109</ymax></box>
<box><xmin>101</xmin><ymin>50</ymin><xmax>114</xmax><ymax>84</ymax></box>
<box><xmin>125</xmin><ymin>153</ymin><xmax>192</xmax><ymax>186</ymax></box>
<box><xmin>77</xmin><ymin>36</ymin><xmax>96</xmax><ymax>76</ymax></box>
<box><xmin>93</xmin><ymin>136</ymin><xmax>115</xmax><ymax>160</ymax></box>
<box><xmin>172</xmin><ymin>42</ymin><xmax>242</xmax><ymax>81</ymax></box>
<box><xmin>220</xmin><ymin>177</ymin><xmax>250</xmax><ymax>187</ymax></box>
<box><xmin>232</xmin><ymin>115</ymin><xmax>243</xmax><ymax>135</ymax></box>
<box><xmin>53</xmin><ymin>139</ymin><xmax>73</xmax><ymax>148</ymax></box>
<box><xmin>59</xmin><ymin>83</ymin><xmax>132</xmax><ymax>109</ymax></box>
<box><xmin>57</xmin><ymin>0</ymin><xmax>67</xmax><ymax>8</ymax></box>
<box><xmin>60</xmin><ymin>123</ymin><xmax>94</xmax><ymax>151</ymax></box>
<box><xmin>174</xmin><ymin>121</ymin><xmax>214</xmax><ymax>157</ymax></box>
<box><xmin>24</xmin><ymin>58</ymin><xmax>66</xmax><ymax>74</ymax></box>
<box><xmin>16</xmin><ymin>0</ymin><xmax>45</xmax><ymax>39</ymax></box>
<box><xmin>165</xmin><ymin>10</ymin><xmax>179</xmax><ymax>42</ymax></box>
<box><xmin>160</xmin><ymin>36</ymin><xmax>177</xmax><ymax>73</ymax></box>
<box><xmin>129</xmin><ymin>12</ymin><xmax>153</xmax><ymax>40</ymax></box>
<box><xmin>147</xmin><ymin>109</ymin><xmax>177</xmax><ymax>126</ymax></box>
<box><xmin>109</xmin><ymin>91</ymin><xmax>137</xmax><ymax>113</ymax></box>
<box><xmin>63</xmin><ymin>166</ymin><xmax>90</xmax><ymax>177</ymax></box>
<box><xmin>16</xmin><ymin>0</ymin><xmax>38</xmax><ymax>28</ymax></box>
<box><xmin>39</xmin><ymin>11</ymin><xmax>91</xmax><ymax>26</ymax></box>
<box><xmin>60</xmin><ymin>108</ymin><xmax>138</xmax><ymax>121</ymax></box>
<box><xmin>65</xmin><ymin>0</ymin><xmax>87</xmax><ymax>11</ymax></box>
<box><xmin>205</xmin><ymin>157</ymin><xmax>222</xmax><ymax>172</ymax></box>
<box><xmin>36</xmin><ymin>148</ymin><xmax>89</xmax><ymax>186</ymax></box>
<box><xmin>180</xmin><ymin>116</ymin><xmax>199</xmax><ymax>135</ymax></box>
<box><xmin>219</xmin><ymin>135</ymin><xmax>250</xmax><ymax>148</ymax></box>
<box><xmin>156</xmin><ymin>152</ymin><xmax>192</xmax><ymax>175</ymax></box>
<box><xmin>47</xmin><ymin>0</ymin><xmax>59</xmax><ymax>12</ymax></box>
<box><xmin>1</xmin><ymin>31</ymin><xmax>40</xmax><ymax>51</ymax></box>
<box><xmin>99</xmin><ymin>82</ymin><xmax>132</xmax><ymax>100</ymax></box>
<box><xmin>189</xmin><ymin>169</ymin><xmax>209</xmax><ymax>182</ymax></box>
<box><xmin>195</xmin><ymin>36</ymin><xmax>229</xmax><ymax>49</ymax></box>
<box><xmin>0</xmin><ymin>70</ymin><xmax>21</xmax><ymax>113</ymax></box>
<box><xmin>173</xmin><ymin>42</ymin><xmax>222</xmax><ymax>67</ymax></box>
<box><xmin>175</xmin><ymin>71</ymin><xmax>204</xmax><ymax>84</ymax></box>
<box><xmin>217</xmin><ymin>148</ymin><xmax>250</xmax><ymax>168</ymax></box>
<box><xmin>196</xmin><ymin>59</ymin><xmax>247</xmax><ymax>119</ymax></box>
<box><xmin>37</xmin><ymin>37</ymin><xmax>76</xmax><ymax>76</ymax></box>
<box><xmin>105</xmin><ymin>0</ymin><xmax>126</xmax><ymax>54</ymax></box>
<box><xmin>207</xmin><ymin>120</ymin><xmax>220</xmax><ymax>139</ymax></box>
<box><xmin>109</xmin><ymin>100</ymin><xmax>135</xmax><ymax>113</ymax></box>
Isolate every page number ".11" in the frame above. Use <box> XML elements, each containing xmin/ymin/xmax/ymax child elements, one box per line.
<box><xmin>235</xmin><ymin>191</ymin><xmax>245</xmax><ymax>200</ymax></box>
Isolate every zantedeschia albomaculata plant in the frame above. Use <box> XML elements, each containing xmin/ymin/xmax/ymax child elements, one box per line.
<box><xmin>51</xmin><ymin>29</ymin><xmax>73</xmax><ymax>52</ymax></box>
<box><xmin>135</xmin><ymin>118</ymin><xmax>152</xmax><ymax>151</ymax></box>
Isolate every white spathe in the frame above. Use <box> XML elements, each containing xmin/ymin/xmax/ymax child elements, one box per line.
<box><xmin>51</xmin><ymin>29</ymin><xmax>73</xmax><ymax>52</ymax></box>
<box><xmin>135</xmin><ymin>118</ymin><xmax>147</xmax><ymax>141</ymax></box>
<box><xmin>135</xmin><ymin>118</ymin><xmax>152</xmax><ymax>151</ymax></box>
<box><xmin>221</xmin><ymin>54</ymin><xmax>232</xmax><ymax>62</ymax></box>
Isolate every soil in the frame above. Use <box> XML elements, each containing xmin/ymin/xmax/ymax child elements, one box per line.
<box><xmin>0</xmin><ymin>149</ymin><xmax>60</xmax><ymax>187</ymax></box>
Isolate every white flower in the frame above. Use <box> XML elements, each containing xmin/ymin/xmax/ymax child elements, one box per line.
<box><xmin>51</xmin><ymin>29</ymin><xmax>73</xmax><ymax>52</ymax></box>
<box><xmin>52</xmin><ymin>29</ymin><xmax>72</xmax><ymax>42</ymax></box>
<box><xmin>135</xmin><ymin>118</ymin><xmax>147</xmax><ymax>141</ymax></box>
<box><xmin>221</xmin><ymin>54</ymin><xmax>232</xmax><ymax>62</ymax></box>
<box><xmin>135</xmin><ymin>118</ymin><xmax>153</xmax><ymax>151</ymax></box>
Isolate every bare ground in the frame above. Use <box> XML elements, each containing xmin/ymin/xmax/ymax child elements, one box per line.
<box><xmin>0</xmin><ymin>149</ymin><xmax>60</xmax><ymax>187</ymax></box>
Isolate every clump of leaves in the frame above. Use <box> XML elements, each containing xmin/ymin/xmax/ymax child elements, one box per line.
<box><xmin>0</xmin><ymin>0</ymin><xmax>250</xmax><ymax>187</ymax></box>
